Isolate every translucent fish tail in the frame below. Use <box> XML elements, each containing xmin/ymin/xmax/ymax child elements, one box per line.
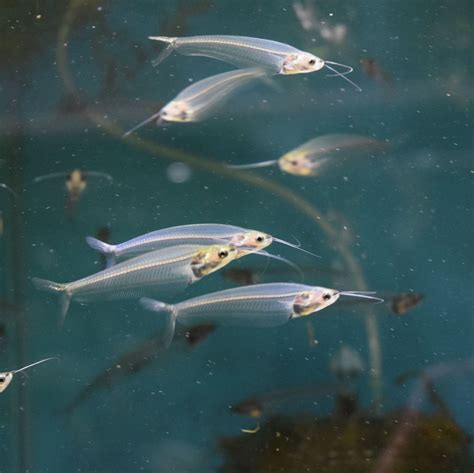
<box><xmin>139</xmin><ymin>298</ymin><xmax>176</xmax><ymax>349</ymax></box>
<box><xmin>148</xmin><ymin>36</ymin><xmax>177</xmax><ymax>67</ymax></box>
<box><xmin>31</xmin><ymin>278</ymin><xmax>71</xmax><ymax>327</ymax></box>
<box><xmin>85</xmin><ymin>236</ymin><xmax>117</xmax><ymax>267</ymax></box>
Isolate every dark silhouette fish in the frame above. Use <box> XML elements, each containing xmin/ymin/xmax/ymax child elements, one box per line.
<box><xmin>64</xmin><ymin>324</ymin><xmax>216</xmax><ymax>414</ymax></box>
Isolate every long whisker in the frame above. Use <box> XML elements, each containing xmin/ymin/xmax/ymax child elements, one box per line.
<box><xmin>273</xmin><ymin>237</ymin><xmax>321</xmax><ymax>259</ymax></box>
<box><xmin>227</xmin><ymin>160</ymin><xmax>278</xmax><ymax>170</ymax></box>
<box><xmin>340</xmin><ymin>291</ymin><xmax>377</xmax><ymax>295</ymax></box>
<box><xmin>324</xmin><ymin>64</ymin><xmax>362</xmax><ymax>92</ymax></box>
<box><xmin>339</xmin><ymin>292</ymin><xmax>384</xmax><ymax>303</ymax></box>
<box><xmin>13</xmin><ymin>357</ymin><xmax>59</xmax><ymax>374</ymax></box>
<box><xmin>259</xmin><ymin>249</ymin><xmax>271</xmax><ymax>279</ymax></box>
<box><xmin>325</xmin><ymin>61</ymin><xmax>354</xmax><ymax>74</ymax></box>
<box><xmin>253</xmin><ymin>250</ymin><xmax>304</xmax><ymax>282</ymax></box>
<box><xmin>123</xmin><ymin>110</ymin><xmax>163</xmax><ymax>138</ymax></box>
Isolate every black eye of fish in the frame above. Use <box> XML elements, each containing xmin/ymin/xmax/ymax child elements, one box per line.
<box><xmin>256</xmin><ymin>236</ymin><xmax>264</xmax><ymax>242</ymax></box>
<box><xmin>309</xmin><ymin>59</ymin><xmax>316</xmax><ymax>65</ymax></box>
<box><xmin>291</xmin><ymin>160</ymin><xmax>298</xmax><ymax>166</ymax></box>
<box><xmin>323</xmin><ymin>294</ymin><xmax>331</xmax><ymax>301</ymax></box>
<box><xmin>0</xmin><ymin>377</ymin><xmax>4</xmax><ymax>383</ymax></box>
<box><xmin>218</xmin><ymin>250</ymin><xmax>228</xmax><ymax>259</ymax></box>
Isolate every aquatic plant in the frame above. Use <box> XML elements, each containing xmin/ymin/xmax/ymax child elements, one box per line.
<box><xmin>219</xmin><ymin>410</ymin><xmax>472</xmax><ymax>473</ymax></box>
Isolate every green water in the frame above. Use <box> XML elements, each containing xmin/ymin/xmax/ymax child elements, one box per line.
<box><xmin>0</xmin><ymin>1</ymin><xmax>472</xmax><ymax>472</ymax></box>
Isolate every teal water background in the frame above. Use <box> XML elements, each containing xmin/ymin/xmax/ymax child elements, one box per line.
<box><xmin>0</xmin><ymin>1</ymin><xmax>472</xmax><ymax>472</ymax></box>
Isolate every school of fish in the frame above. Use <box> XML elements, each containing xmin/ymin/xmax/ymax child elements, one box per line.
<box><xmin>4</xmin><ymin>34</ymin><xmax>389</xmax><ymax>399</ymax></box>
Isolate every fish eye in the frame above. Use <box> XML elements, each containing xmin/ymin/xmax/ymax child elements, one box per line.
<box><xmin>309</xmin><ymin>59</ymin><xmax>316</xmax><ymax>65</ymax></box>
<box><xmin>256</xmin><ymin>236</ymin><xmax>264</xmax><ymax>242</ymax></box>
<box><xmin>0</xmin><ymin>377</ymin><xmax>4</xmax><ymax>383</ymax></box>
<box><xmin>218</xmin><ymin>250</ymin><xmax>228</xmax><ymax>259</ymax></box>
<box><xmin>291</xmin><ymin>160</ymin><xmax>298</xmax><ymax>166</ymax></box>
<box><xmin>323</xmin><ymin>293</ymin><xmax>331</xmax><ymax>301</ymax></box>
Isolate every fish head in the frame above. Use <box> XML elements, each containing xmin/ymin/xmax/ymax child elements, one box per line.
<box><xmin>191</xmin><ymin>244</ymin><xmax>238</xmax><ymax>278</ymax></box>
<box><xmin>161</xmin><ymin>101</ymin><xmax>193</xmax><ymax>123</ymax></box>
<box><xmin>292</xmin><ymin>286</ymin><xmax>340</xmax><ymax>317</ymax></box>
<box><xmin>230</xmin><ymin>231</ymin><xmax>273</xmax><ymax>255</ymax></box>
<box><xmin>279</xmin><ymin>152</ymin><xmax>317</xmax><ymax>176</ymax></box>
<box><xmin>66</xmin><ymin>169</ymin><xmax>87</xmax><ymax>199</ymax></box>
<box><xmin>281</xmin><ymin>52</ymin><xmax>325</xmax><ymax>74</ymax></box>
<box><xmin>0</xmin><ymin>372</ymin><xmax>13</xmax><ymax>393</ymax></box>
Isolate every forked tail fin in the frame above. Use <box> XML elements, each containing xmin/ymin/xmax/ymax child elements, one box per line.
<box><xmin>31</xmin><ymin>278</ymin><xmax>71</xmax><ymax>327</ymax></box>
<box><xmin>139</xmin><ymin>298</ymin><xmax>176</xmax><ymax>349</ymax></box>
<box><xmin>85</xmin><ymin>236</ymin><xmax>117</xmax><ymax>267</ymax></box>
<box><xmin>148</xmin><ymin>36</ymin><xmax>177</xmax><ymax>67</ymax></box>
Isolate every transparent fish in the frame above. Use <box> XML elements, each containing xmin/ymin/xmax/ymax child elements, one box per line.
<box><xmin>148</xmin><ymin>35</ymin><xmax>359</xmax><ymax>89</ymax></box>
<box><xmin>0</xmin><ymin>358</ymin><xmax>57</xmax><ymax>393</ymax></box>
<box><xmin>64</xmin><ymin>323</ymin><xmax>216</xmax><ymax>414</ymax></box>
<box><xmin>229</xmin><ymin>134</ymin><xmax>386</xmax><ymax>176</ymax></box>
<box><xmin>85</xmin><ymin>223</ymin><xmax>318</xmax><ymax>267</ymax></box>
<box><xmin>140</xmin><ymin>283</ymin><xmax>383</xmax><ymax>348</ymax></box>
<box><xmin>123</xmin><ymin>68</ymin><xmax>269</xmax><ymax>137</ymax></box>
<box><xmin>32</xmin><ymin>244</ymin><xmax>241</xmax><ymax>325</ymax></box>
<box><xmin>33</xmin><ymin>169</ymin><xmax>114</xmax><ymax>219</ymax></box>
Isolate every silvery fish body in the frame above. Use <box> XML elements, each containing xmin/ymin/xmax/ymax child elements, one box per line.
<box><xmin>140</xmin><ymin>284</ymin><xmax>382</xmax><ymax>348</ymax></box>
<box><xmin>32</xmin><ymin>244</ymin><xmax>239</xmax><ymax>324</ymax></box>
<box><xmin>167</xmin><ymin>67</ymin><xmax>268</xmax><ymax>121</ymax></box>
<box><xmin>86</xmin><ymin>223</ymin><xmax>271</xmax><ymax>266</ymax></box>
<box><xmin>66</xmin><ymin>245</ymin><xmax>200</xmax><ymax>301</ymax></box>
<box><xmin>141</xmin><ymin>282</ymin><xmax>342</xmax><ymax>329</ymax></box>
<box><xmin>149</xmin><ymin>35</ymin><xmax>325</xmax><ymax>75</ymax></box>
<box><xmin>122</xmin><ymin>68</ymin><xmax>268</xmax><ymax>136</ymax></box>
<box><xmin>173</xmin><ymin>283</ymin><xmax>311</xmax><ymax>327</ymax></box>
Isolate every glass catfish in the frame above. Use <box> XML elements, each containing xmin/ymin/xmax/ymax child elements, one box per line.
<box><xmin>123</xmin><ymin>67</ymin><xmax>268</xmax><ymax>137</ymax></box>
<box><xmin>229</xmin><ymin>134</ymin><xmax>386</xmax><ymax>177</ymax></box>
<box><xmin>85</xmin><ymin>223</ymin><xmax>318</xmax><ymax>267</ymax></box>
<box><xmin>140</xmin><ymin>283</ymin><xmax>383</xmax><ymax>348</ymax></box>
<box><xmin>148</xmin><ymin>35</ymin><xmax>360</xmax><ymax>89</ymax></box>
<box><xmin>32</xmin><ymin>243</ymin><xmax>244</xmax><ymax>325</ymax></box>
<box><xmin>33</xmin><ymin>169</ymin><xmax>114</xmax><ymax>218</ymax></box>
